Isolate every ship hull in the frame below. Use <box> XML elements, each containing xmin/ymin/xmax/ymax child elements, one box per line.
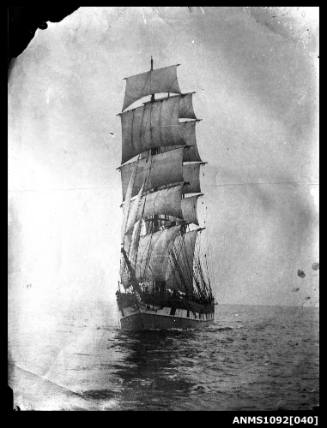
<box><xmin>119</xmin><ymin>305</ymin><xmax>214</xmax><ymax>331</ymax></box>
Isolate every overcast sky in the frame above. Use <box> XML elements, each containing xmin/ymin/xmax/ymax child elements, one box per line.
<box><xmin>8</xmin><ymin>7</ymin><xmax>319</xmax><ymax>325</ymax></box>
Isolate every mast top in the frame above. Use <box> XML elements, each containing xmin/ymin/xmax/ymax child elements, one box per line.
<box><xmin>150</xmin><ymin>56</ymin><xmax>153</xmax><ymax>71</ymax></box>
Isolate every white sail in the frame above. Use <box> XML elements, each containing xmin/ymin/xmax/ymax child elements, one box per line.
<box><xmin>160</xmin><ymin>143</ymin><xmax>202</xmax><ymax>162</ymax></box>
<box><xmin>135</xmin><ymin>226</ymin><xmax>181</xmax><ymax>282</ymax></box>
<box><xmin>184</xmin><ymin>145</ymin><xmax>202</xmax><ymax>162</ymax></box>
<box><xmin>183</xmin><ymin>163</ymin><xmax>201</xmax><ymax>195</ymax></box>
<box><xmin>120</xmin><ymin>149</ymin><xmax>201</xmax><ymax>201</ymax></box>
<box><xmin>120</xmin><ymin>153</ymin><xmax>149</xmax><ymax>288</ymax></box>
<box><xmin>178</xmin><ymin>93</ymin><xmax>197</xmax><ymax>119</ymax></box>
<box><xmin>123</xmin><ymin>184</ymin><xmax>201</xmax><ymax>233</ymax></box>
<box><xmin>181</xmin><ymin>195</ymin><xmax>201</xmax><ymax>225</ymax></box>
<box><xmin>129</xmin><ymin>219</ymin><xmax>143</xmax><ymax>272</ymax></box>
<box><xmin>120</xmin><ymin>101</ymin><xmax>198</xmax><ymax>163</ymax></box>
<box><xmin>120</xmin><ymin>148</ymin><xmax>184</xmax><ymax>200</ymax></box>
<box><xmin>123</xmin><ymin>65</ymin><xmax>181</xmax><ymax>111</ymax></box>
<box><xmin>118</xmin><ymin>61</ymin><xmax>212</xmax><ymax>301</ymax></box>
<box><xmin>120</xmin><ymin>221</ymin><xmax>133</xmax><ymax>288</ymax></box>
<box><xmin>125</xmin><ymin>184</ymin><xmax>145</xmax><ymax>239</ymax></box>
<box><xmin>166</xmin><ymin>229</ymin><xmax>199</xmax><ymax>293</ymax></box>
<box><xmin>124</xmin><ymin>184</ymin><xmax>184</xmax><ymax>232</ymax></box>
<box><xmin>121</xmin><ymin>162</ymin><xmax>138</xmax><ymax>242</ymax></box>
<box><xmin>120</xmin><ymin>169</ymin><xmax>142</xmax><ymax>288</ymax></box>
<box><xmin>141</xmin><ymin>92</ymin><xmax>196</xmax><ymax>119</ymax></box>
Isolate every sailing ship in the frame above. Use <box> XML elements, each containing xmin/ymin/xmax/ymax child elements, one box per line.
<box><xmin>116</xmin><ymin>58</ymin><xmax>215</xmax><ymax>330</ymax></box>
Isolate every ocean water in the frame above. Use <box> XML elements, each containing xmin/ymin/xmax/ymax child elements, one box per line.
<box><xmin>9</xmin><ymin>304</ymin><xmax>319</xmax><ymax>411</ymax></box>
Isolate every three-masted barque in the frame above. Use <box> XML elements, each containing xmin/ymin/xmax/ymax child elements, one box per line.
<box><xmin>116</xmin><ymin>58</ymin><xmax>215</xmax><ymax>330</ymax></box>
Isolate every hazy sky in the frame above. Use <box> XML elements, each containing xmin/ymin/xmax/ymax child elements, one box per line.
<box><xmin>8</xmin><ymin>7</ymin><xmax>319</xmax><ymax>322</ymax></box>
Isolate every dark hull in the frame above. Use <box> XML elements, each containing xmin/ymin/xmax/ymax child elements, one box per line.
<box><xmin>116</xmin><ymin>290</ymin><xmax>215</xmax><ymax>331</ymax></box>
<box><xmin>120</xmin><ymin>310</ymin><xmax>214</xmax><ymax>331</ymax></box>
<box><xmin>117</xmin><ymin>297</ymin><xmax>214</xmax><ymax>330</ymax></box>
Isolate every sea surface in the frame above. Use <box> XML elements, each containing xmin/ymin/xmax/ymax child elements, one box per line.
<box><xmin>9</xmin><ymin>304</ymin><xmax>319</xmax><ymax>411</ymax></box>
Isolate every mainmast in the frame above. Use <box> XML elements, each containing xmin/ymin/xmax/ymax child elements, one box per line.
<box><xmin>150</xmin><ymin>56</ymin><xmax>159</xmax><ymax>158</ymax></box>
<box><xmin>119</xmin><ymin>59</ymin><xmax>212</xmax><ymax>299</ymax></box>
<box><xmin>150</xmin><ymin>56</ymin><xmax>158</xmax><ymax>232</ymax></box>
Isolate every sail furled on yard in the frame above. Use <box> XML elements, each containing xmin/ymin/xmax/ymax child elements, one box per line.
<box><xmin>135</xmin><ymin>226</ymin><xmax>181</xmax><ymax>282</ymax></box>
<box><xmin>120</xmin><ymin>94</ymin><xmax>197</xmax><ymax>164</ymax></box>
<box><xmin>122</xmin><ymin>65</ymin><xmax>181</xmax><ymax>111</ymax></box>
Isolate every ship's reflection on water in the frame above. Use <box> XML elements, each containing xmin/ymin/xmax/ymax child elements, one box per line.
<box><xmin>108</xmin><ymin>329</ymin><xmax>198</xmax><ymax>410</ymax></box>
<box><xmin>81</xmin><ymin>329</ymin><xmax>201</xmax><ymax>410</ymax></box>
